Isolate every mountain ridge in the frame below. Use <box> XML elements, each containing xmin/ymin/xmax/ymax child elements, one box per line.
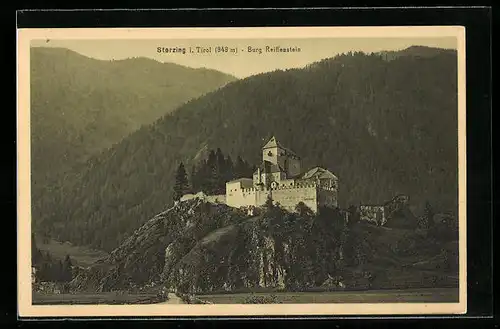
<box><xmin>31</xmin><ymin>46</ymin><xmax>237</xmax><ymax>76</ymax></box>
<box><xmin>377</xmin><ymin>45</ymin><xmax>457</xmax><ymax>61</ymax></box>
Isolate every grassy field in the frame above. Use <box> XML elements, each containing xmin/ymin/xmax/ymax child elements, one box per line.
<box><xmin>195</xmin><ymin>288</ymin><xmax>459</xmax><ymax>304</ymax></box>
<box><xmin>32</xmin><ymin>292</ymin><xmax>164</xmax><ymax>305</ymax></box>
<box><xmin>32</xmin><ymin>288</ymin><xmax>458</xmax><ymax>305</ymax></box>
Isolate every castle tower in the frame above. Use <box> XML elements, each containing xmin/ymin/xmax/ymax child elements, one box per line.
<box><xmin>262</xmin><ymin>136</ymin><xmax>302</xmax><ymax>178</ymax></box>
<box><xmin>262</xmin><ymin>136</ymin><xmax>284</xmax><ymax>167</ymax></box>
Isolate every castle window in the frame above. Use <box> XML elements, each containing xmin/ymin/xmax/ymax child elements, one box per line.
<box><xmin>268</xmin><ymin>151</ymin><xmax>273</xmax><ymax>156</ymax></box>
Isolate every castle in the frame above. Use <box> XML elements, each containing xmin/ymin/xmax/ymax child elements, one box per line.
<box><xmin>200</xmin><ymin>136</ymin><xmax>338</xmax><ymax>213</ymax></box>
<box><xmin>180</xmin><ymin>136</ymin><xmax>409</xmax><ymax>222</ymax></box>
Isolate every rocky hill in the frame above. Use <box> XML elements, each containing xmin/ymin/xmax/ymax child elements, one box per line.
<box><xmin>70</xmin><ymin>199</ymin><xmax>458</xmax><ymax>294</ymax></box>
<box><xmin>34</xmin><ymin>46</ymin><xmax>458</xmax><ymax>252</ymax></box>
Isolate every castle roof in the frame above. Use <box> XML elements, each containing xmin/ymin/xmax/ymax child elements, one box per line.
<box><xmin>262</xmin><ymin>136</ymin><xmax>299</xmax><ymax>158</ymax></box>
<box><xmin>254</xmin><ymin>160</ymin><xmax>284</xmax><ymax>174</ymax></box>
<box><xmin>299</xmin><ymin>167</ymin><xmax>337</xmax><ymax>180</ymax></box>
<box><xmin>262</xmin><ymin>136</ymin><xmax>282</xmax><ymax>149</ymax></box>
<box><xmin>227</xmin><ymin>178</ymin><xmax>254</xmax><ymax>188</ymax></box>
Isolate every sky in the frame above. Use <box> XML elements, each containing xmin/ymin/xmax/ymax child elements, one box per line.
<box><xmin>31</xmin><ymin>37</ymin><xmax>457</xmax><ymax>78</ymax></box>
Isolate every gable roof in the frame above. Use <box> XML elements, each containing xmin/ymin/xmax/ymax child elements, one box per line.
<box><xmin>253</xmin><ymin>160</ymin><xmax>284</xmax><ymax>174</ymax></box>
<box><xmin>227</xmin><ymin>178</ymin><xmax>254</xmax><ymax>188</ymax></box>
<box><xmin>300</xmin><ymin>166</ymin><xmax>337</xmax><ymax>180</ymax></box>
<box><xmin>262</xmin><ymin>136</ymin><xmax>299</xmax><ymax>158</ymax></box>
<box><xmin>262</xmin><ymin>136</ymin><xmax>282</xmax><ymax>149</ymax></box>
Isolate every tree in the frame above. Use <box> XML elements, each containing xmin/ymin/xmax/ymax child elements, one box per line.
<box><xmin>224</xmin><ymin>155</ymin><xmax>234</xmax><ymax>183</ymax></box>
<box><xmin>295</xmin><ymin>202</ymin><xmax>314</xmax><ymax>218</ymax></box>
<box><xmin>264</xmin><ymin>193</ymin><xmax>274</xmax><ymax>210</ymax></box>
<box><xmin>190</xmin><ymin>164</ymin><xmax>198</xmax><ymax>192</ymax></box>
<box><xmin>206</xmin><ymin>150</ymin><xmax>218</xmax><ymax>194</ymax></box>
<box><xmin>215</xmin><ymin>148</ymin><xmax>227</xmax><ymax>194</ymax></box>
<box><xmin>234</xmin><ymin>155</ymin><xmax>247</xmax><ymax>178</ymax></box>
<box><xmin>422</xmin><ymin>201</ymin><xmax>435</xmax><ymax>229</ymax></box>
<box><xmin>62</xmin><ymin>254</ymin><xmax>73</xmax><ymax>282</ymax></box>
<box><xmin>53</xmin><ymin>260</ymin><xmax>64</xmax><ymax>282</ymax></box>
<box><xmin>31</xmin><ymin>233</ymin><xmax>42</xmax><ymax>266</ymax></box>
<box><xmin>173</xmin><ymin>162</ymin><xmax>189</xmax><ymax>201</ymax></box>
<box><xmin>216</xmin><ymin>148</ymin><xmax>226</xmax><ymax>171</ymax></box>
<box><xmin>347</xmin><ymin>205</ymin><xmax>360</xmax><ymax>226</ymax></box>
<box><xmin>193</xmin><ymin>160</ymin><xmax>208</xmax><ymax>193</ymax></box>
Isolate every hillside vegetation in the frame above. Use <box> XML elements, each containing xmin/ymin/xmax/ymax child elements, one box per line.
<box><xmin>33</xmin><ymin>47</ymin><xmax>458</xmax><ymax>252</ymax></box>
<box><xmin>30</xmin><ymin>47</ymin><xmax>236</xmax><ymax>206</ymax></box>
<box><xmin>378</xmin><ymin>45</ymin><xmax>455</xmax><ymax>61</ymax></box>
<box><xmin>69</xmin><ymin>200</ymin><xmax>458</xmax><ymax>294</ymax></box>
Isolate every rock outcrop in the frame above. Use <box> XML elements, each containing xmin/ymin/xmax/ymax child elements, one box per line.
<box><xmin>71</xmin><ymin>200</ymin><xmax>459</xmax><ymax>294</ymax></box>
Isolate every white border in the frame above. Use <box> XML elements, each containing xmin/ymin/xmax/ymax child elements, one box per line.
<box><xmin>17</xmin><ymin>26</ymin><xmax>467</xmax><ymax>317</ymax></box>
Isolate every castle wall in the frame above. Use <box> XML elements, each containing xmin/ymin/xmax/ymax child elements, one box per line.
<box><xmin>271</xmin><ymin>172</ymin><xmax>285</xmax><ymax>183</ymax></box>
<box><xmin>262</xmin><ymin>146</ymin><xmax>283</xmax><ymax>166</ymax></box>
<box><xmin>180</xmin><ymin>192</ymin><xmax>226</xmax><ymax>205</ymax></box>
<box><xmin>262</xmin><ymin>145</ymin><xmax>301</xmax><ymax>178</ymax></box>
<box><xmin>180</xmin><ymin>192</ymin><xmax>206</xmax><ymax>202</ymax></box>
<box><xmin>226</xmin><ymin>184</ymin><xmax>319</xmax><ymax>213</ymax></box>
<box><xmin>261</xmin><ymin>173</ymin><xmax>271</xmax><ymax>186</ymax></box>
<box><xmin>287</xmin><ymin>157</ymin><xmax>301</xmax><ymax>177</ymax></box>
<box><xmin>318</xmin><ymin>188</ymin><xmax>338</xmax><ymax>208</ymax></box>
<box><xmin>253</xmin><ymin>172</ymin><xmax>260</xmax><ymax>186</ymax></box>
<box><xmin>271</xmin><ymin>185</ymin><xmax>318</xmax><ymax>213</ymax></box>
<box><xmin>188</xmin><ymin>185</ymin><xmax>336</xmax><ymax>215</ymax></box>
<box><xmin>205</xmin><ymin>194</ymin><xmax>226</xmax><ymax>204</ymax></box>
<box><xmin>256</xmin><ymin>189</ymin><xmax>271</xmax><ymax>206</ymax></box>
<box><xmin>278</xmin><ymin>179</ymin><xmax>296</xmax><ymax>187</ymax></box>
<box><xmin>226</xmin><ymin>186</ymin><xmax>271</xmax><ymax>209</ymax></box>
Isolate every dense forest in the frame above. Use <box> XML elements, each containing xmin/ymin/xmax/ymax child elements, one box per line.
<box><xmin>377</xmin><ymin>45</ymin><xmax>455</xmax><ymax>61</ymax></box>
<box><xmin>172</xmin><ymin>148</ymin><xmax>254</xmax><ymax>200</ymax></box>
<box><xmin>33</xmin><ymin>47</ymin><xmax>458</xmax><ymax>253</ymax></box>
<box><xmin>30</xmin><ymin>47</ymin><xmax>236</xmax><ymax>209</ymax></box>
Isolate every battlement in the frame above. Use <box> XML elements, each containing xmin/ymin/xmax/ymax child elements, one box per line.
<box><xmin>239</xmin><ymin>183</ymin><xmax>318</xmax><ymax>194</ymax></box>
<box><xmin>241</xmin><ymin>187</ymin><xmax>258</xmax><ymax>193</ymax></box>
<box><xmin>277</xmin><ymin>182</ymin><xmax>317</xmax><ymax>190</ymax></box>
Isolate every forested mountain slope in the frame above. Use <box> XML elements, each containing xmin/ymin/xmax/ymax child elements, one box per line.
<box><xmin>378</xmin><ymin>45</ymin><xmax>456</xmax><ymax>61</ymax></box>
<box><xmin>31</xmin><ymin>47</ymin><xmax>236</xmax><ymax>202</ymax></box>
<box><xmin>34</xmin><ymin>47</ymin><xmax>458</xmax><ymax>252</ymax></box>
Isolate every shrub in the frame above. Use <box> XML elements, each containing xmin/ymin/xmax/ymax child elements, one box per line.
<box><xmin>243</xmin><ymin>294</ymin><xmax>281</xmax><ymax>304</ymax></box>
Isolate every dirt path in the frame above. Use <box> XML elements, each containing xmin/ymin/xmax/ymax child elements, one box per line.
<box><xmin>157</xmin><ymin>293</ymin><xmax>186</xmax><ymax>304</ymax></box>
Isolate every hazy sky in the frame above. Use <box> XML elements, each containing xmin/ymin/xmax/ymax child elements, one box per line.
<box><xmin>31</xmin><ymin>37</ymin><xmax>457</xmax><ymax>78</ymax></box>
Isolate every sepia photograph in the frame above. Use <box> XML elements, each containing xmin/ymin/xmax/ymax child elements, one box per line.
<box><xmin>17</xmin><ymin>26</ymin><xmax>466</xmax><ymax>317</ymax></box>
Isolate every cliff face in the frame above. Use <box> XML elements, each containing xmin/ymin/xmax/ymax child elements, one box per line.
<box><xmin>71</xmin><ymin>199</ymin><xmax>250</xmax><ymax>292</ymax></box>
<box><xmin>166</xmin><ymin>216</ymin><xmax>310</xmax><ymax>293</ymax></box>
<box><xmin>71</xmin><ymin>200</ymin><xmax>459</xmax><ymax>294</ymax></box>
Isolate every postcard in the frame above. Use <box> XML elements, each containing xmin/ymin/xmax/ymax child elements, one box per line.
<box><xmin>17</xmin><ymin>26</ymin><xmax>466</xmax><ymax>317</ymax></box>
